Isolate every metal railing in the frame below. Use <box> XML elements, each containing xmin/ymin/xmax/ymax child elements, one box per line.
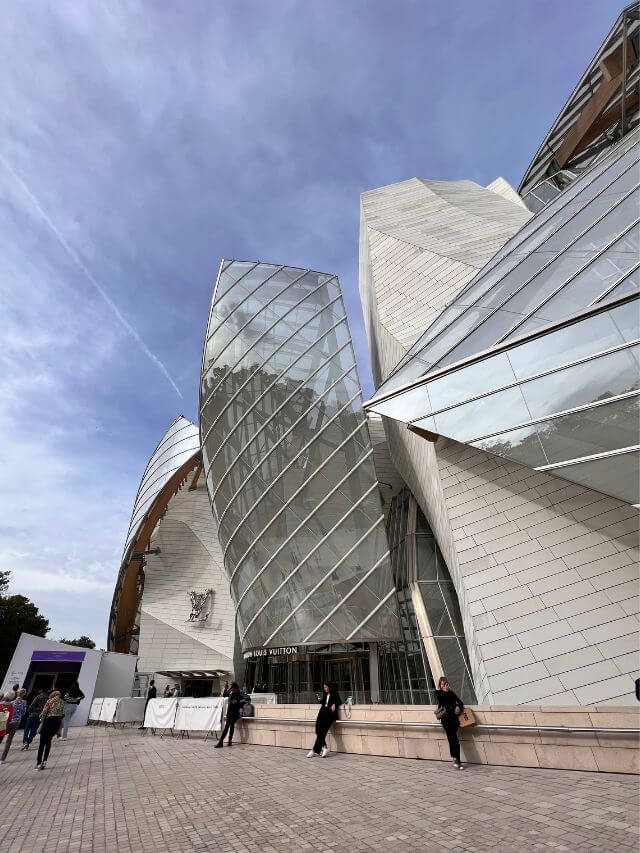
<box><xmin>243</xmin><ymin>716</ymin><xmax>640</xmax><ymax>735</ymax></box>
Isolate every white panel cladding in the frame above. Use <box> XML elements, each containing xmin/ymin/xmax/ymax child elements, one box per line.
<box><xmin>436</xmin><ymin>437</ymin><xmax>639</xmax><ymax>706</ymax></box>
<box><xmin>359</xmin><ymin>178</ymin><xmax>530</xmax><ymax>385</ymax></box>
<box><xmin>136</xmin><ymin>477</ymin><xmax>235</xmax><ymax>674</ymax></box>
<box><xmin>366</xmin><ymin>413</ymin><xmax>405</xmax><ymax>518</ymax></box>
<box><xmin>486</xmin><ymin>176</ymin><xmax>528</xmax><ymax>208</ymax></box>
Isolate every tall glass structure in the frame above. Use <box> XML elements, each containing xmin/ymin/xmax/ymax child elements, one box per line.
<box><xmin>200</xmin><ymin>260</ymin><xmax>400</xmax><ymax>650</ymax></box>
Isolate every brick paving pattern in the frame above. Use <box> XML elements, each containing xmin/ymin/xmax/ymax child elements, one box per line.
<box><xmin>0</xmin><ymin>727</ymin><xmax>637</xmax><ymax>852</ymax></box>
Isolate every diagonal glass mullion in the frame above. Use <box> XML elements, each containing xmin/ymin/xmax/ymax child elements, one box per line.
<box><xmin>236</xmin><ymin>454</ymin><xmax>377</xmax><ymax>623</ymax></box>
<box><xmin>222</xmin><ymin>388</ymin><xmax>362</xmax><ymax>563</ymax></box>
<box><xmin>496</xmin><ymin>215</ymin><xmax>640</xmax><ymax>344</ymax></box>
<box><xmin>303</xmin><ymin>551</ymin><xmax>392</xmax><ymax>643</ymax></box>
<box><xmin>345</xmin><ymin>588</ymin><xmax>397</xmax><ymax>642</ymax></box>
<box><xmin>200</xmin><ymin>274</ymin><xmax>337</xmax><ymax>410</ymax></box>
<box><xmin>215</xmin><ymin>365</ymin><xmax>359</xmax><ymax>525</ymax></box>
<box><xmin>203</xmin><ymin>266</ymin><xmax>308</xmax><ymax>377</ymax></box>
<box><xmin>208</xmin><ymin>340</ymin><xmax>353</xmax><ymax>505</ymax></box>
<box><xmin>231</xmin><ymin>419</ymin><xmax>369</xmax><ymax>589</ymax></box>
<box><xmin>210</xmin><ymin>260</ymin><xmax>259</xmax><ymax>308</ymax></box>
<box><xmin>384</xmin><ymin>143</ymin><xmax>640</xmax><ymax>384</ymax></box>
<box><xmin>246</xmin><ymin>497</ymin><xmax>384</xmax><ymax>643</ymax></box>
<box><xmin>205</xmin><ymin>263</ymin><xmax>285</xmax><ymax>345</ymax></box>
<box><xmin>201</xmin><ymin>305</ymin><xmax>345</xmax><ymax>463</ymax></box>
<box><xmin>591</xmin><ymin>260</ymin><xmax>640</xmax><ymax>305</ymax></box>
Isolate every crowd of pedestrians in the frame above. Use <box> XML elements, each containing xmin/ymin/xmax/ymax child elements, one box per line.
<box><xmin>0</xmin><ymin>681</ymin><xmax>86</xmax><ymax>771</ymax></box>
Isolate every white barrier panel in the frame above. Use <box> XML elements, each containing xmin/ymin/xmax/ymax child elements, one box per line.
<box><xmin>99</xmin><ymin>697</ymin><xmax>119</xmax><ymax>723</ymax></box>
<box><xmin>174</xmin><ymin>698</ymin><xmax>224</xmax><ymax>732</ymax></box>
<box><xmin>250</xmin><ymin>693</ymin><xmax>277</xmax><ymax>704</ymax></box>
<box><xmin>115</xmin><ymin>697</ymin><xmax>147</xmax><ymax>723</ymax></box>
<box><xmin>144</xmin><ymin>697</ymin><xmax>177</xmax><ymax>730</ymax></box>
<box><xmin>89</xmin><ymin>698</ymin><xmax>104</xmax><ymax>721</ymax></box>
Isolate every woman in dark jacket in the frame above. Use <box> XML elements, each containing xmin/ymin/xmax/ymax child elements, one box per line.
<box><xmin>307</xmin><ymin>682</ymin><xmax>341</xmax><ymax>758</ymax></box>
<box><xmin>435</xmin><ymin>676</ymin><xmax>465</xmax><ymax>769</ymax></box>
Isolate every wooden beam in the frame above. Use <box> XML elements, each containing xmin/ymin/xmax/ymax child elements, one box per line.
<box><xmin>407</xmin><ymin>423</ymin><xmax>439</xmax><ymax>443</ymax></box>
<box><xmin>111</xmin><ymin>455</ymin><xmax>199</xmax><ymax>653</ymax></box>
<box><xmin>555</xmin><ymin>36</ymin><xmax>637</xmax><ymax>169</ymax></box>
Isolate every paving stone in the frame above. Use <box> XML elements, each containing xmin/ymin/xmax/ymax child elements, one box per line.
<box><xmin>0</xmin><ymin>727</ymin><xmax>637</xmax><ymax>852</ymax></box>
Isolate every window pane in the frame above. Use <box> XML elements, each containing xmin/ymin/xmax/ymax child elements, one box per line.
<box><xmin>433</xmin><ymin>386</ymin><xmax>530</xmax><ymax>442</ymax></box>
<box><xmin>536</xmin><ymin>396</ymin><xmax>640</xmax><ymax>464</ymax></box>
<box><xmin>551</xmin><ymin>451</ymin><xmax>640</xmax><ymax>505</ymax></box>
<box><xmin>473</xmin><ymin>425</ymin><xmax>548</xmax><ymax>467</ymax></box>
<box><xmin>521</xmin><ymin>346</ymin><xmax>640</xmax><ymax>419</ymax></box>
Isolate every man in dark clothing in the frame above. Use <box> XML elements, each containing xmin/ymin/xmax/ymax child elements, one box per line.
<box><xmin>214</xmin><ymin>683</ymin><xmax>247</xmax><ymax>747</ymax></box>
<box><xmin>139</xmin><ymin>679</ymin><xmax>157</xmax><ymax>729</ymax></box>
<box><xmin>21</xmin><ymin>690</ymin><xmax>48</xmax><ymax>750</ymax></box>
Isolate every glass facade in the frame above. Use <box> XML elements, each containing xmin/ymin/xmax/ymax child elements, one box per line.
<box><xmin>374</xmin><ymin>131</ymin><xmax>639</xmax><ymax>396</ymax></box>
<box><xmin>368</xmin><ymin>134</ymin><xmax>640</xmax><ymax>504</ymax></box>
<box><xmin>379</xmin><ymin>489</ymin><xmax>476</xmax><ymax>705</ymax></box>
<box><xmin>200</xmin><ymin>261</ymin><xmax>401</xmax><ymax>650</ymax></box>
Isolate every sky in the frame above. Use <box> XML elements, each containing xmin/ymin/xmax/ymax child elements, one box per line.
<box><xmin>0</xmin><ymin>0</ymin><xmax>623</xmax><ymax>648</ymax></box>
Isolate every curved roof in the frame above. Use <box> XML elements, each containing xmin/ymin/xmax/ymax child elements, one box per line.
<box><xmin>122</xmin><ymin>415</ymin><xmax>200</xmax><ymax>560</ymax></box>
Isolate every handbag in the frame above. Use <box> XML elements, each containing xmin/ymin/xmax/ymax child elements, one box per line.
<box><xmin>458</xmin><ymin>707</ymin><xmax>476</xmax><ymax>728</ymax></box>
<box><xmin>434</xmin><ymin>706</ymin><xmax>446</xmax><ymax>720</ymax></box>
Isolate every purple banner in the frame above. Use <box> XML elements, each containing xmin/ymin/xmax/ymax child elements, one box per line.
<box><xmin>31</xmin><ymin>650</ymin><xmax>86</xmax><ymax>663</ymax></box>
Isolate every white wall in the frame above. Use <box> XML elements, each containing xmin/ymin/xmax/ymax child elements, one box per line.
<box><xmin>136</xmin><ymin>475</ymin><xmax>236</xmax><ymax>675</ymax></box>
<box><xmin>1</xmin><ymin>634</ymin><xmax>103</xmax><ymax>727</ymax></box>
<box><xmin>93</xmin><ymin>652</ymin><xmax>137</xmax><ymax>699</ymax></box>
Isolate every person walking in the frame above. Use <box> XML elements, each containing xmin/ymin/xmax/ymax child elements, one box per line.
<box><xmin>214</xmin><ymin>683</ymin><xmax>246</xmax><ymax>748</ymax></box>
<box><xmin>0</xmin><ymin>689</ymin><xmax>28</xmax><ymax>763</ymax></box>
<box><xmin>435</xmin><ymin>676</ymin><xmax>465</xmax><ymax>770</ymax></box>
<box><xmin>22</xmin><ymin>690</ymin><xmax>48</xmax><ymax>751</ymax></box>
<box><xmin>307</xmin><ymin>682</ymin><xmax>341</xmax><ymax>758</ymax></box>
<box><xmin>139</xmin><ymin>679</ymin><xmax>157</xmax><ymax>729</ymax></box>
<box><xmin>36</xmin><ymin>690</ymin><xmax>65</xmax><ymax>770</ymax></box>
<box><xmin>61</xmin><ymin>682</ymin><xmax>85</xmax><ymax>740</ymax></box>
<box><xmin>0</xmin><ymin>694</ymin><xmax>15</xmax><ymax>747</ymax></box>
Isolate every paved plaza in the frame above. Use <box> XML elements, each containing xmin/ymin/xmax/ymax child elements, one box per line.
<box><xmin>0</xmin><ymin>726</ymin><xmax>637</xmax><ymax>853</ymax></box>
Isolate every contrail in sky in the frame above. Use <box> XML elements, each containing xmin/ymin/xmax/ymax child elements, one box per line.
<box><xmin>1</xmin><ymin>154</ymin><xmax>183</xmax><ymax>399</ymax></box>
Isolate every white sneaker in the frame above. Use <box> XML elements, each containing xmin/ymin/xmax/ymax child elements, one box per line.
<box><xmin>321</xmin><ymin>747</ymin><xmax>329</xmax><ymax>757</ymax></box>
<box><xmin>61</xmin><ymin>737</ymin><xmax>67</xmax><ymax>741</ymax></box>
<box><xmin>306</xmin><ymin>750</ymin><xmax>318</xmax><ymax>758</ymax></box>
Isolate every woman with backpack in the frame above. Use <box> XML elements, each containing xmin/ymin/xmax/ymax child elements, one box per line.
<box><xmin>435</xmin><ymin>676</ymin><xmax>465</xmax><ymax>770</ymax></box>
<box><xmin>307</xmin><ymin>682</ymin><xmax>341</xmax><ymax>758</ymax></box>
<box><xmin>36</xmin><ymin>690</ymin><xmax>65</xmax><ymax>770</ymax></box>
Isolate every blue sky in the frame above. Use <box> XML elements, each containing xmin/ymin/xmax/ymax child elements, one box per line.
<box><xmin>0</xmin><ymin>0</ymin><xmax>622</xmax><ymax>647</ymax></box>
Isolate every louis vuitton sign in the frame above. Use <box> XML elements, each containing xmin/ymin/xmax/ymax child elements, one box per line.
<box><xmin>243</xmin><ymin>646</ymin><xmax>299</xmax><ymax>660</ymax></box>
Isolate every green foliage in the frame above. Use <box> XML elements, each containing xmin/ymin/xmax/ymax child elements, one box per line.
<box><xmin>0</xmin><ymin>571</ymin><xmax>49</xmax><ymax>682</ymax></box>
<box><xmin>59</xmin><ymin>635</ymin><xmax>96</xmax><ymax>649</ymax></box>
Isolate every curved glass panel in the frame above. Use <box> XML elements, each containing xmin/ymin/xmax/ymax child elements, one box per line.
<box><xmin>201</xmin><ymin>261</ymin><xmax>400</xmax><ymax>649</ymax></box>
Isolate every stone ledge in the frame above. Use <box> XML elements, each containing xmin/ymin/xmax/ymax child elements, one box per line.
<box><xmin>240</xmin><ymin>704</ymin><xmax>640</xmax><ymax>774</ymax></box>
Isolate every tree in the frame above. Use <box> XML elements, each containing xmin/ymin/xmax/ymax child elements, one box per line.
<box><xmin>58</xmin><ymin>635</ymin><xmax>96</xmax><ymax>649</ymax></box>
<box><xmin>0</xmin><ymin>571</ymin><xmax>49</xmax><ymax>682</ymax></box>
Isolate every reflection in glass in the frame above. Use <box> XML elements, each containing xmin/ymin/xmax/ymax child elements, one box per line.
<box><xmin>549</xmin><ymin>450</ymin><xmax>640</xmax><ymax>505</ymax></box>
<box><xmin>201</xmin><ymin>261</ymin><xmax>400</xmax><ymax>649</ymax></box>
